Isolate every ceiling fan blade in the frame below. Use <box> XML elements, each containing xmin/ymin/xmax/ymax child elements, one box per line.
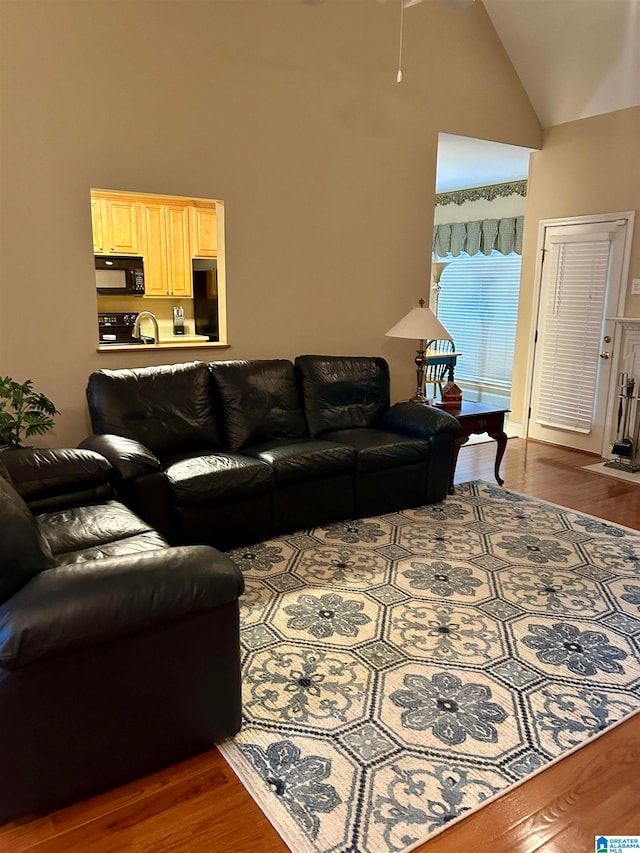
<box><xmin>437</xmin><ymin>0</ymin><xmax>476</xmax><ymax>9</ymax></box>
<box><xmin>403</xmin><ymin>0</ymin><xmax>476</xmax><ymax>7</ymax></box>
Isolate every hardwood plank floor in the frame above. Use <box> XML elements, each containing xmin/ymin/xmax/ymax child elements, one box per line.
<box><xmin>2</xmin><ymin>438</ymin><xmax>639</xmax><ymax>852</ymax></box>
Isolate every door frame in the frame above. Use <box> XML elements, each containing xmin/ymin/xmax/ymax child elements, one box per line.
<box><xmin>523</xmin><ymin>210</ymin><xmax>636</xmax><ymax>456</ymax></box>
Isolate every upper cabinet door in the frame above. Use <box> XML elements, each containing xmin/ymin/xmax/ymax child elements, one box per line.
<box><xmin>140</xmin><ymin>201</ymin><xmax>168</xmax><ymax>296</ymax></box>
<box><xmin>91</xmin><ymin>197</ymin><xmax>106</xmax><ymax>253</ymax></box>
<box><xmin>166</xmin><ymin>203</ymin><xmax>192</xmax><ymax>297</ymax></box>
<box><xmin>91</xmin><ymin>193</ymin><xmax>141</xmax><ymax>255</ymax></box>
<box><xmin>190</xmin><ymin>203</ymin><xmax>217</xmax><ymax>258</ymax></box>
<box><xmin>104</xmin><ymin>197</ymin><xmax>140</xmax><ymax>254</ymax></box>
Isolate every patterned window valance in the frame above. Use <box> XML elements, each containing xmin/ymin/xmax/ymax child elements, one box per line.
<box><xmin>433</xmin><ymin>216</ymin><xmax>525</xmax><ymax>257</ymax></box>
<box><xmin>435</xmin><ymin>180</ymin><xmax>527</xmax><ymax>207</ymax></box>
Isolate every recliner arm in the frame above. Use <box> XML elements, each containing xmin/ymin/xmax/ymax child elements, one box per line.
<box><xmin>79</xmin><ymin>434</ymin><xmax>161</xmax><ymax>481</ymax></box>
<box><xmin>381</xmin><ymin>402</ymin><xmax>461</xmax><ymax>438</ymax></box>
<box><xmin>0</xmin><ymin>545</ymin><xmax>244</xmax><ymax>670</ymax></box>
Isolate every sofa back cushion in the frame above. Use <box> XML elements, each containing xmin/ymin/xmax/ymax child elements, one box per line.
<box><xmin>86</xmin><ymin>362</ymin><xmax>222</xmax><ymax>457</ymax></box>
<box><xmin>295</xmin><ymin>355</ymin><xmax>391</xmax><ymax>436</ymax></box>
<box><xmin>0</xmin><ymin>467</ymin><xmax>54</xmax><ymax>605</ymax></box>
<box><xmin>209</xmin><ymin>360</ymin><xmax>307</xmax><ymax>451</ymax></box>
<box><xmin>1</xmin><ymin>447</ymin><xmax>113</xmax><ymax>513</ymax></box>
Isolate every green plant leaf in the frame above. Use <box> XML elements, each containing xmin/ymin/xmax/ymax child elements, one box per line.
<box><xmin>0</xmin><ymin>374</ymin><xmax>58</xmax><ymax>449</ymax></box>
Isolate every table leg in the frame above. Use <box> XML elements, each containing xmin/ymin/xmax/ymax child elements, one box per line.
<box><xmin>448</xmin><ymin>435</ymin><xmax>469</xmax><ymax>494</ymax></box>
<box><xmin>488</xmin><ymin>429</ymin><xmax>508</xmax><ymax>486</ymax></box>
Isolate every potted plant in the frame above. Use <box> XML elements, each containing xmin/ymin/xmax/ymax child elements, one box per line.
<box><xmin>0</xmin><ymin>375</ymin><xmax>59</xmax><ymax>450</ymax></box>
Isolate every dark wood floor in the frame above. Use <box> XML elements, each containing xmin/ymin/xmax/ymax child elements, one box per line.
<box><xmin>2</xmin><ymin>439</ymin><xmax>639</xmax><ymax>852</ymax></box>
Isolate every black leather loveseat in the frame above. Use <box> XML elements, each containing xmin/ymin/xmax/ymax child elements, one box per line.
<box><xmin>82</xmin><ymin>355</ymin><xmax>460</xmax><ymax>550</ymax></box>
<box><xmin>0</xmin><ymin>447</ymin><xmax>244</xmax><ymax>823</ymax></box>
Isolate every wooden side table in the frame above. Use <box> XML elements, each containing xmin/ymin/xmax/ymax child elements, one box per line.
<box><xmin>436</xmin><ymin>400</ymin><xmax>510</xmax><ymax>494</ymax></box>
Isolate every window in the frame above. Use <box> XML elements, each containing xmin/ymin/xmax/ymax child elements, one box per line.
<box><xmin>437</xmin><ymin>250</ymin><xmax>522</xmax><ymax>406</ymax></box>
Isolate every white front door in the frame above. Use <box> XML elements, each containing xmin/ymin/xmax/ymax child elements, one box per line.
<box><xmin>527</xmin><ymin>215</ymin><xmax>634</xmax><ymax>455</ymax></box>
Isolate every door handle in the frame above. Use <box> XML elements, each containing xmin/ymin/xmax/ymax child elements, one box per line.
<box><xmin>600</xmin><ymin>351</ymin><xmax>610</xmax><ymax>359</ymax></box>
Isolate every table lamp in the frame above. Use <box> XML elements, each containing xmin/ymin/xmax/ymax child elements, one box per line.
<box><xmin>386</xmin><ymin>298</ymin><xmax>452</xmax><ymax>402</ymax></box>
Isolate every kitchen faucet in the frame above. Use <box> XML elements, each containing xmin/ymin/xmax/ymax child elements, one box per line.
<box><xmin>132</xmin><ymin>311</ymin><xmax>160</xmax><ymax>344</ymax></box>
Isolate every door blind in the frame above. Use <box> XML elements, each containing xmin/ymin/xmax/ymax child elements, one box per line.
<box><xmin>437</xmin><ymin>251</ymin><xmax>522</xmax><ymax>397</ymax></box>
<box><xmin>535</xmin><ymin>234</ymin><xmax>612</xmax><ymax>433</ymax></box>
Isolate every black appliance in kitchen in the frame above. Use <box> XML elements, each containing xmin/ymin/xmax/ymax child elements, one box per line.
<box><xmin>192</xmin><ymin>259</ymin><xmax>219</xmax><ymax>341</ymax></box>
<box><xmin>98</xmin><ymin>312</ymin><xmax>147</xmax><ymax>346</ymax></box>
<box><xmin>95</xmin><ymin>256</ymin><xmax>145</xmax><ymax>296</ymax></box>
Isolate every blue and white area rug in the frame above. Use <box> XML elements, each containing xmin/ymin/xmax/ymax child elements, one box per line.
<box><xmin>220</xmin><ymin>481</ymin><xmax>640</xmax><ymax>853</ymax></box>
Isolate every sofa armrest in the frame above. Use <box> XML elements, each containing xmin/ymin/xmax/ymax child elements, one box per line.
<box><xmin>79</xmin><ymin>434</ymin><xmax>161</xmax><ymax>481</ymax></box>
<box><xmin>381</xmin><ymin>402</ymin><xmax>461</xmax><ymax>438</ymax></box>
<box><xmin>0</xmin><ymin>545</ymin><xmax>244</xmax><ymax>669</ymax></box>
<box><xmin>0</xmin><ymin>447</ymin><xmax>112</xmax><ymax>503</ymax></box>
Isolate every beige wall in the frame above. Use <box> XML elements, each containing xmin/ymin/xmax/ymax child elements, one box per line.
<box><xmin>511</xmin><ymin>106</ymin><xmax>640</xmax><ymax>429</ymax></box>
<box><xmin>0</xmin><ymin>0</ymin><xmax>540</xmax><ymax>446</ymax></box>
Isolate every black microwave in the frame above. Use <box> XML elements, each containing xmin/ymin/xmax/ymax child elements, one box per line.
<box><xmin>95</xmin><ymin>256</ymin><xmax>145</xmax><ymax>296</ymax></box>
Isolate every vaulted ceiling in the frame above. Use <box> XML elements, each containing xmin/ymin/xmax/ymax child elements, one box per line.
<box><xmin>483</xmin><ymin>0</ymin><xmax>640</xmax><ymax>128</ymax></box>
<box><xmin>437</xmin><ymin>0</ymin><xmax>640</xmax><ymax>191</ymax></box>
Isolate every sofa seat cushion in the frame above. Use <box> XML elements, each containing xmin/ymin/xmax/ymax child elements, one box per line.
<box><xmin>53</xmin><ymin>532</ymin><xmax>169</xmax><ymax>565</ymax></box>
<box><xmin>243</xmin><ymin>438</ymin><xmax>357</xmax><ymax>485</ymax></box>
<box><xmin>36</xmin><ymin>501</ymin><xmax>164</xmax><ymax>559</ymax></box>
<box><xmin>321</xmin><ymin>428</ymin><xmax>431</xmax><ymax>473</ymax></box>
<box><xmin>164</xmin><ymin>452</ymin><xmax>274</xmax><ymax>505</ymax></box>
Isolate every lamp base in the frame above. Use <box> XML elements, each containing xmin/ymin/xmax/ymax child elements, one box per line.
<box><xmin>412</xmin><ymin>346</ymin><xmax>428</xmax><ymax>404</ymax></box>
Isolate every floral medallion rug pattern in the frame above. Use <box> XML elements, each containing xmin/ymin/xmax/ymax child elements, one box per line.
<box><xmin>219</xmin><ymin>481</ymin><xmax>640</xmax><ymax>853</ymax></box>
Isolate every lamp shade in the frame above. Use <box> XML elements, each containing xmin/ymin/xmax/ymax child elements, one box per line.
<box><xmin>386</xmin><ymin>300</ymin><xmax>452</xmax><ymax>342</ymax></box>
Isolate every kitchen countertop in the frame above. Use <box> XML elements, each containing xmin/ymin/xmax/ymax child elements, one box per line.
<box><xmin>98</xmin><ymin>336</ymin><xmax>229</xmax><ymax>352</ymax></box>
<box><xmin>161</xmin><ymin>334</ymin><xmax>209</xmax><ymax>343</ymax></box>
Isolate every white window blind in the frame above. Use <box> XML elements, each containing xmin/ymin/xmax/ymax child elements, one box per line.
<box><xmin>535</xmin><ymin>234</ymin><xmax>612</xmax><ymax>433</ymax></box>
<box><xmin>437</xmin><ymin>251</ymin><xmax>522</xmax><ymax>398</ymax></box>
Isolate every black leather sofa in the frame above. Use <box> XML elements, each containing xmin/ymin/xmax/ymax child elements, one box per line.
<box><xmin>0</xmin><ymin>447</ymin><xmax>244</xmax><ymax>824</ymax></box>
<box><xmin>82</xmin><ymin>355</ymin><xmax>460</xmax><ymax>550</ymax></box>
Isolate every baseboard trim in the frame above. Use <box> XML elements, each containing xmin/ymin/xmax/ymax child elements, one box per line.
<box><xmin>506</xmin><ymin>420</ymin><xmax>523</xmax><ymax>437</ymax></box>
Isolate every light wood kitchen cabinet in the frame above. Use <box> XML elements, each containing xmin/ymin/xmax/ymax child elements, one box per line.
<box><xmin>91</xmin><ymin>192</ymin><xmax>141</xmax><ymax>255</ymax></box>
<box><xmin>140</xmin><ymin>201</ymin><xmax>168</xmax><ymax>296</ymax></box>
<box><xmin>90</xmin><ymin>198</ymin><xmax>105</xmax><ymax>254</ymax></box>
<box><xmin>190</xmin><ymin>203</ymin><xmax>217</xmax><ymax>258</ymax></box>
<box><xmin>166</xmin><ymin>203</ymin><xmax>192</xmax><ymax>296</ymax></box>
<box><xmin>140</xmin><ymin>199</ymin><xmax>192</xmax><ymax>297</ymax></box>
